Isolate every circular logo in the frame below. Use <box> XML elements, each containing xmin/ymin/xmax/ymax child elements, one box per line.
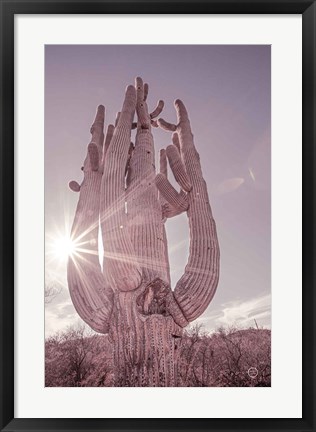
<box><xmin>247</xmin><ymin>367</ymin><xmax>258</xmax><ymax>379</ymax></box>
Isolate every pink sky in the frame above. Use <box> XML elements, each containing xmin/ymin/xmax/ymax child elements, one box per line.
<box><xmin>45</xmin><ymin>45</ymin><xmax>271</xmax><ymax>337</ymax></box>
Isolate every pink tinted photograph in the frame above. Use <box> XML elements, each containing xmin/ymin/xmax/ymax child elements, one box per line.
<box><xmin>45</xmin><ymin>45</ymin><xmax>271</xmax><ymax>387</ymax></box>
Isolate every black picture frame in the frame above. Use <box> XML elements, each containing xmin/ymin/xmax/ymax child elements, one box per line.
<box><xmin>0</xmin><ymin>1</ymin><xmax>315</xmax><ymax>431</ymax></box>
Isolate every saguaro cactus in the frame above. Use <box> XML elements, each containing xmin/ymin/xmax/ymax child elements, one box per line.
<box><xmin>67</xmin><ymin>78</ymin><xmax>220</xmax><ymax>386</ymax></box>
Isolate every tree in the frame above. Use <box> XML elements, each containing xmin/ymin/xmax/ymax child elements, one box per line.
<box><xmin>67</xmin><ymin>78</ymin><xmax>220</xmax><ymax>386</ymax></box>
<box><xmin>44</xmin><ymin>282</ymin><xmax>61</xmax><ymax>304</ymax></box>
<box><xmin>45</xmin><ymin>324</ymin><xmax>113</xmax><ymax>387</ymax></box>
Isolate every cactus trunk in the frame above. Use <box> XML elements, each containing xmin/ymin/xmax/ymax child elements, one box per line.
<box><xmin>109</xmin><ymin>291</ymin><xmax>182</xmax><ymax>386</ymax></box>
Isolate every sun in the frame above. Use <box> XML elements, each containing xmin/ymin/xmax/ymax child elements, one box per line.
<box><xmin>52</xmin><ymin>236</ymin><xmax>76</xmax><ymax>261</ymax></box>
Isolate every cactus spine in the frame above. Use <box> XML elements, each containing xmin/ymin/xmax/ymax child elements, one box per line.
<box><xmin>67</xmin><ymin>78</ymin><xmax>220</xmax><ymax>386</ymax></box>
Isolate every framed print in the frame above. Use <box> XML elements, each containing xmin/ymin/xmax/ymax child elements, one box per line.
<box><xmin>0</xmin><ymin>1</ymin><xmax>315</xmax><ymax>431</ymax></box>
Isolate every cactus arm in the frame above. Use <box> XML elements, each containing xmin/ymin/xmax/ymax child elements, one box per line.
<box><xmin>67</xmin><ymin>105</ymin><xmax>113</xmax><ymax>334</ymax></box>
<box><xmin>100</xmin><ymin>86</ymin><xmax>142</xmax><ymax>292</ymax></box>
<box><xmin>126</xmin><ymin>77</ymin><xmax>170</xmax><ymax>283</ymax></box>
<box><xmin>158</xmin><ymin>148</ymin><xmax>168</xmax><ymax>207</ymax></box>
<box><xmin>157</xmin><ymin>147</ymin><xmax>189</xmax><ymax>220</ymax></box>
<box><xmin>162</xmin><ymin>202</ymin><xmax>186</xmax><ymax>219</ymax></box>
<box><xmin>160</xmin><ymin>148</ymin><xmax>168</xmax><ymax>177</ymax></box>
<box><xmin>143</xmin><ymin>82</ymin><xmax>149</xmax><ymax>101</ymax></box>
<box><xmin>102</xmin><ymin>124</ymin><xmax>115</xmax><ymax>167</ymax></box>
<box><xmin>156</xmin><ymin>100</ymin><xmax>220</xmax><ymax>322</ymax></box>
<box><xmin>165</xmin><ymin>145</ymin><xmax>192</xmax><ymax>192</ymax></box>
<box><xmin>172</xmin><ymin>131</ymin><xmax>181</xmax><ymax>152</ymax></box>
<box><xmin>155</xmin><ymin>173</ymin><xmax>188</xmax><ymax>211</ymax></box>
<box><xmin>115</xmin><ymin>111</ymin><xmax>121</xmax><ymax>127</ymax></box>
<box><xmin>157</xmin><ymin>118</ymin><xmax>177</xmax><ymax>132</ymax></box>
<box><xmin>150</xmin><ymin>100</ymin><xmax>164</xmax><ymax>119</ymax></box>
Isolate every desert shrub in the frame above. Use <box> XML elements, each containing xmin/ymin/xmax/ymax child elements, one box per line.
<box><xmin>46</xmin><ymin>324</ymin><xmax>270</xmax><ymax>387</ymax></box>
<box><xmin>45</xmin><ymin>324</ymin><xmax>113</xmax><ymax>387</ymax></box>
<box><xmin>179</xmin><ymin>325</ymin><xmax>271</xmax><ymax>387</ymax></box>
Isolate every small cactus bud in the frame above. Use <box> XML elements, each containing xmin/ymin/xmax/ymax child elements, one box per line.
<box><xmin>69</xmin><ymin>180</ymin><xmax>81</xmax><ymax>192</ymax></box>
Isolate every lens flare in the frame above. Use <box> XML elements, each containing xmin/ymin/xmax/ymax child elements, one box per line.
<box><xmin>53</xmin><ymin>236</ymin><xmax>76</xmax><ymax>261</ymax></box>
